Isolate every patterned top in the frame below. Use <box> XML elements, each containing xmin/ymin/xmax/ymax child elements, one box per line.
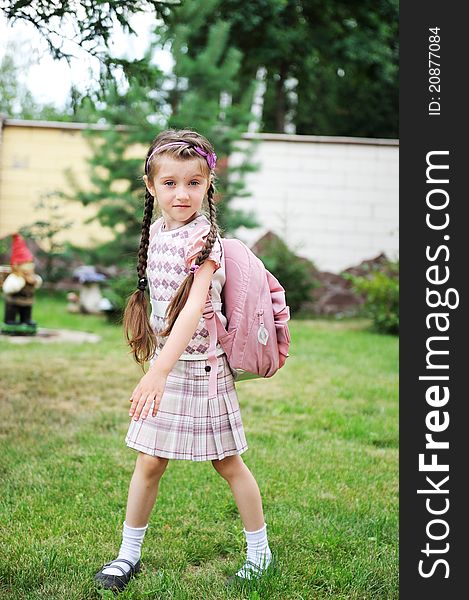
<box><xmin>147</xmin><ymin>213</ymin><xmax>227</xmax><ymax>361</ymax></box>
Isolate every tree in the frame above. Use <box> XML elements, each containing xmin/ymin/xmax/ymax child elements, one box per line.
<box><xmin>69</xmin><ymin>59</ymin><xmax>167</xmax><ymax>264</ymax></box>
<box><xmin>0</xmin><ymin>40</ymin><xmax>100</xmax><ymax>120</ymax></box>
<box><xmin>19</xmin><ymin>194</ymin><xmax>75</xmax><ymax>283</ymax></box>
<box><xmin>70</xmin><ymin>1</ymin><xmax>258</xmax><ymax>265</ymax></box>
<box><xmin>185</xmin><ymin>0</ymin><xmax>398</xmax><ymax>138</ymax></box>
<box><xmin>0</xmin><ymin>40</ymin><xmax>50</xmax><ymax>118</ymax></box>
<box><xmin>163</xmin><ymin>0</ymin><xmax>258</xmax><ymax>232</ymax></box>
<box><xmin>2</xmin><ymin>0</ymin><xmax>398</xmax><ymax>136</ymax></box>
<box><xmin>0</xmin><ymin>1</ymin><xmax>171</xmax><ymax>61</ymax></box>
<box><xmin>294</xmin><ymin>1</ymin><xmax>398</xmax><ymax>137</ymax></box>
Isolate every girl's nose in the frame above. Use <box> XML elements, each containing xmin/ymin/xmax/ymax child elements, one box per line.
<box><xmin>176</xmin><ymin>186</ymin><xmax>190</xmax><ymax>200</ymax></box>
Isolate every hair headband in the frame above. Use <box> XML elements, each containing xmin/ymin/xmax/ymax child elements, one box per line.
<box><xmin>146</xmin><ymin>141</ymin><xmax>217</xmax><ymax>173</ymax></box>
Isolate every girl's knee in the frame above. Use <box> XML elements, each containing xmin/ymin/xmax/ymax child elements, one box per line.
<box><xmin>211</xmin><ymin>455</ymin><xmax>244</xmax><ymax>480</ymax></box>
<box><xmin>137</xmin><ymin>452</ymin><xmax>169</xmax><ymax>478</ymax></box>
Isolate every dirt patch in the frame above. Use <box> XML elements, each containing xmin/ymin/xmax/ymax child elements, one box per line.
<box><xmin>1</xmin><ymin>328</ymin><xmax>101</xmax><ymax>344</ymax></box>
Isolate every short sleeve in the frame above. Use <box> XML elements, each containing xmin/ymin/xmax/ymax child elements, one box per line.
<box><xmin>185</xmin><ymin>221</ymin><xmax>222</xmax><ymax>272</ymax></box>
<box><xmin>149</xmin><ymin>217</ymin><xmax>162</xmax><ymax>245</ymax></box>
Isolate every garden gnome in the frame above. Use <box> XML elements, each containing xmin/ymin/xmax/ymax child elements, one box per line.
<box><xmin>1</xmin><ymin>233</ymin><xmax>42</xmax><ymax>335</ymax></box>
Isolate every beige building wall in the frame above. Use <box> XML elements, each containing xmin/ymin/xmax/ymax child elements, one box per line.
<box><xmin>1</xmin><ymin>120</ymin><xmax>398</xmax><ymax>273</ymax></box>
<box><xmin>0</xmin><ymin>119</ymin><xmax>142</xmax><ymax>248</ymax></box>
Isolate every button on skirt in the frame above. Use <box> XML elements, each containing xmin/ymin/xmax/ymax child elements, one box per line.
<box><xmin>125</xmin><ymin>353</ymin><xmax>248</xmax><ymax>461</ymax></box>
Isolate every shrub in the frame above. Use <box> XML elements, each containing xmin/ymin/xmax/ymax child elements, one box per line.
<box><xmin>345</xmin><ymin>260</ymin><xmax>399</xmax><ymax>334</ymax></box>
<box><xmin>101</xmin><ymin>269</ymin><xmax>136</xmax><ymax>323</ymax></box>
<box><xmin>19</xmin><ymin>196</ymin><xmax>75</xmax><ymax>283</ymax></box>
<box><xmin>255</xmin><ymin>237</ymin><xmax>317</xmax><ymax>315</ymax></box>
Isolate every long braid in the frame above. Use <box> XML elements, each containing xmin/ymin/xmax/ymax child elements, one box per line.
<box><xmin>137</xmin><ymin>189</ymin><xmax>155</xmax><ymax>285</ymax></box>
<box><xmin>123</xmin><ymin>188</ymin><xmax>156</xmax><ymax>366</ymax></box>
<box><xmin>161</xmin><ymin>183</ymin><xmax>219</xmax><ymax>337</ymax></box>
<box><xmin>194</xmin><ymin>183</ymin><xmax>218</xmax><ymax>267</ymax></box>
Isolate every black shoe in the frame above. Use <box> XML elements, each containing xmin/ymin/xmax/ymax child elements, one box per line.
<box><xmin>94</xmin><ymin>558</ymin><xmax>141</xmax><ymax>593</ymax></box>
<box><xmin>225</xmin><ymin>554</ymin><xmax>276</xmax><ymax>586</ymax></box>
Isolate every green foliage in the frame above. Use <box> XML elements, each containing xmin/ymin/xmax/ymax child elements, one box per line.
<box><xmin>67</xmin><ymin>63</ymin><xmax>168</xmax><ymax>264</ymax></box>
<box><xmin>2</xmin><ymin>1</ymin><xmax>398</xmax><ymax>137</ymax></box>
<box><xmin>101</xmin><ymin>269</ymin><xmax>136</xmax><ymax>324</ymax></box>
<box><xmin>0</xmin><ymin>41</ymin><xmax>57</xmax><ymax>119</ymax></box>
<box><xmin>69</xmin><ymin>1</ymin><xmax>259</xmax><ymax>267</ymax></box>
<box><xmin>18</xmin><ymin>195</ymin><xmax>75</xmax><ymax>283</ymax></box>
<box><xmin>255</xmin><ymin>237</ymin><xmax>317</xmax><ymax>315</ymax></box>
<box><xmin>1</xmin><ymin>1</ymin><xmax>170</xmax><ymax>61</ymax></box>
<box><xmin>190</xmin><ymin>0</ymin><xmax>399</xmax><ymax>137</ymax></box>
<box><xmin>345</xmin><ymin>260</ymin><xmax>399</xmax><ymax>335</ymax></box>
<box><xmin>0</xmin><ymin>235</ymin><xmax>9</xmax><ymax>259</ymax></box>
<box><xmin>163</xmin><ymin>0</ymin><xmax>259</xmax><ymax>233</ymax></box>
<box><xmin>294</xmin><ymin>1</ymin><xmax>399</xmax><ymax>137</ymax></box>
<box><xmin>0</xmin><ymin>40</ymin><xmax>101</xmax><ymax>121</ymax></box>
<box><xmin>0</xmin><ymin>44</ymin><xmax>34</xmax><ymax>118</ymax></box>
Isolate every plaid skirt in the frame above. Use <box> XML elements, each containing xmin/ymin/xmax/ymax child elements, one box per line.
<box><xmin>125</xmin><ymin>353</ymin><xmax>248</xmax><ymax>461</ymax></box>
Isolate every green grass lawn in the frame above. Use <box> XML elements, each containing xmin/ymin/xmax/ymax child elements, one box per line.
<box><xmin>0</xmin><ymin>292</ymin><xmax>398</xmax><ymax>599</ymax></box>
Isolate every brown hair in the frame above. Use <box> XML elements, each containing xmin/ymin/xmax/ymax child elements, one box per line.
<box><xmin>123</xmin><ymin>129</ymin><xmax>220</xmax><ymax>366</ymax></box>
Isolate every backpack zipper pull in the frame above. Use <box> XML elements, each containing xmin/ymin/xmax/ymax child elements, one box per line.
<box><xmin>257</xmin><ymin>309</ymin><xmax>269</xmax><ymax>345</ymax></box>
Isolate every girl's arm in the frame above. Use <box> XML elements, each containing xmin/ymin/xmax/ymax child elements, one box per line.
<box><xmin>129</xmin><ymin>259</ymin><xmax>217</xmax><ymax>421</ymax></box>
<box><xmin>151</xmin><ymin>259</ymin><xmax>216</xmax><ymax>375</ymax></box>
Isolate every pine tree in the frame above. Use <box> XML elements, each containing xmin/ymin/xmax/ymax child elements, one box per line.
<box><xmin>69</xmin><ymin>55</ymin><xmax>167</xmax><ymax>264</ymax></box>
<box><xmin>70</xmin><ymin>1</ymin><xmax>258</xmax><ymax>265</ymax></box>
<box><xmin>163</xmin><ymin>0</ymin><xmax>259</xmax><ymax>232</ymax></box>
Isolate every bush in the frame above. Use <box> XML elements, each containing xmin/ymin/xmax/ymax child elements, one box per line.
<box><xmin>18</xmin><ymin>196</ymin><xmax>75</xmax><ymax>284</ymax></box>
<box><xmin>255</xmin><ymin>237</ymin><xmax>317</xmax><ymax>315</ymax></box>
<box><xmin>345</xmin><ymin>260</ymin><xmax>399</xmax><ymax>334</ymax></box>
<box><xmin>101</xmin><ymin>269</ymin><xmax>136</xmax><ymax>323</ymax></box>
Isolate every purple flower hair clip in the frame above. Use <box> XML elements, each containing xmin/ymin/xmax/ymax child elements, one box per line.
<box><xmin>189</xmin><ymin>264</ymin><xmax>200</xmax><ymax>274</ymax></box>
<box><xmin>192</xmin><ymin>146</ymin><xmax>217</xmax><ymax>170</ymax></box>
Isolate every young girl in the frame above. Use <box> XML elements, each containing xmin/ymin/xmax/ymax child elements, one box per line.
<box><xmin>94</xmin><ymin>129</ymin><xmax>275</xmax><ymax>592</ymax></box>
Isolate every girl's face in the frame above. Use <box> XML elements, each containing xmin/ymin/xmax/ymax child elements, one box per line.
<box><xmin>144</xmin><ymin>156</ymin><xmax>210</xmax><ymax>231</ymax></box>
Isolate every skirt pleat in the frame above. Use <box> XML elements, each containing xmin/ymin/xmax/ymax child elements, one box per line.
<box><xmin>125</xmin><ymin>353</ymin><xmax>248</xmax><ymax>461</ymax></box>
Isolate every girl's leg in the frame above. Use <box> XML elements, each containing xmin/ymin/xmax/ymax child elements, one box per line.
<box><xmin>211</xmin><ymin>454</ymin><xmax>265</xmax><ymax>530</ymax></box>
<box><xmin>212</xmin><ymin>455</ymin><xmax>272</xmax><ymax>579</ymax></box>
<box><xmin>125</xmin><ymin>452</ymin><xmax>169</xmax><ymax>526</ymax></box>
<box><xmin>99</xmin><ymin>453</ymin><xmax>169</xmax><ymax>577</ymax></box>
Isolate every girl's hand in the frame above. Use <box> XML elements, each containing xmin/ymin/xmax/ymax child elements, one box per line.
<box><xmin>129</xmin><ymin>369</ymin><xmax>167</xmax><ymax>421</ymax></box>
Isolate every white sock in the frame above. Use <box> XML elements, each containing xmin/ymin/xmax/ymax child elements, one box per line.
<box><xmin>236</xmin><ymin>522</ymin><xmax>272</xmax><ymax>579</ymax></box>
<box><xmin>102</xmin><ymin>521</ymin><xmax>148</xmax><ymax>576</ymax></box>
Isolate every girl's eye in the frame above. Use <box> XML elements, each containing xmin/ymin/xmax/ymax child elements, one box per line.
<box><xmin>190</xmin><ymin>180</ymin><xmax>200</xmax><ymax>186</ymax></box>
<box><xmin>164</xmin><ymin>181</ymin><xmax>175</xmax><ymax>187</ymax></box>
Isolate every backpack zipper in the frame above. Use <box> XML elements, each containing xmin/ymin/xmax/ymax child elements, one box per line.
<box><xmin>257</xmin><ymin>309</ymin><xmax>269</xmax><ymax>345</ymax></box>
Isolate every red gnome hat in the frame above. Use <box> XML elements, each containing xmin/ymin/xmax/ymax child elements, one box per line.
<box><xmin>10</xmin><ymin>233</ymin><xmax>34</xmax><ymax>265</ymax></box>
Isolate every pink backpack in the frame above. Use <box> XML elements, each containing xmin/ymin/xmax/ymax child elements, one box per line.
<box><xmin>202</xmin><ymin>238</ymin><xmax>291</xmax><ymax>399</ymax></box>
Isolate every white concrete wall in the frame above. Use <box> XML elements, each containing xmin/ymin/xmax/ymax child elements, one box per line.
<box><xmin>230</xmin><ymin>133</ymin><xmax>399</xmax><ymax>273</ymax></box>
